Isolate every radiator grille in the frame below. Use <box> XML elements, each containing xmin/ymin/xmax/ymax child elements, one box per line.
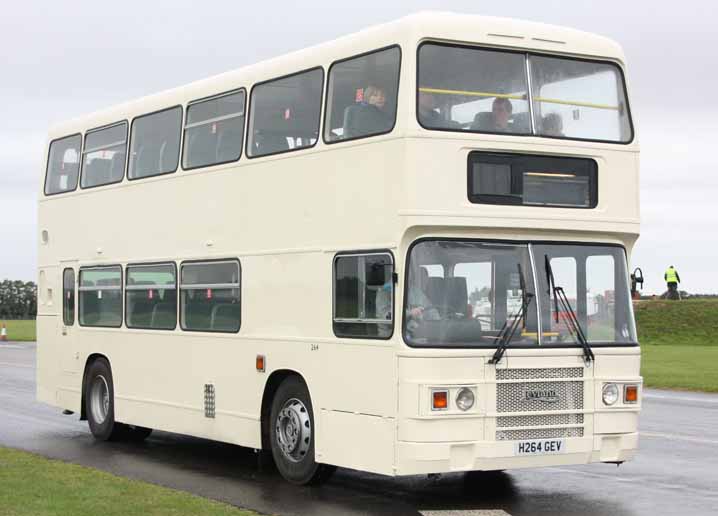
<box><xmin>497</xmin><ymin>380</ymin><xmax>583</xmax><ymax>413</ymax></box>
<box><xmin>497</xmin><ymin>427</ymin><xmax>584</xmax><ymax>441</ymax></box>
<box><xmin>497</xmin><ymin>413</ymin><xmax>584</xmax><ymax>428</ymax></box>
<box><xmin>496</xmin><ymin>367</ymin><xmax>584</xmax><ymax>381</ymax></box>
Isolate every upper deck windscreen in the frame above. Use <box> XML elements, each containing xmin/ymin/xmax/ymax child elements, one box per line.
<box><xmin>418</xmin><ymin>43</ymin><xmax>633</xmax><ymax>143</ymax></box>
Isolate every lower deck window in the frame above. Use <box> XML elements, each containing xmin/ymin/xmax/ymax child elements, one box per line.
<box><xmin>333</xmin><ymin>253</ymin><xmax>394</xmax><ymax>339</ymax></box>
<box><xmin>180</xmin><ymin>260</ymin><xmax>240</xmax><ymax>332</ymax></box>
<box><xmin>79</xmin><ymin>266</ymin><xmax>122</xmax><ymax>327</ymax></box>
<box><xmin>126</xmin><ymin>263</ymin><xmax>177</xmax><ymax>330</ymax></box>
<box><xmin>63</xmin><ymin>268</ymin><xmax>75</xmax><ymax>326</ymax></box>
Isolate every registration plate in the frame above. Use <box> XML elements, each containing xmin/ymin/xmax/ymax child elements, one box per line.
<box><xmin>514</xmin><ymin>439</ymin><xmax>565</xmax><ymax>456</ymax></box>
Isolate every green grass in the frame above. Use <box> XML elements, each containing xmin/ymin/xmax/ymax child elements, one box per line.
<box><xmin>634</xmin><ymin>298</ymin><xmax>717</xmax><ymax>347</ymax></box>
<box><xmin>1</xmin><ymin>320</ymin><xmax>36</xmax><ymax>342</ymax></box>
<box><xmin>635</xmin><ymin>298</ymin><xmax>718</xmax><ymax>392</ymax></box>
<box><xmin>0</xmin><ymin>447</ymin><xmax>257</xmax><ymax>516</ymax></box>
<box><xmin>641</xmin><ymin>345</ymin><xmax>718</xmax><ymax>392</ymax></box>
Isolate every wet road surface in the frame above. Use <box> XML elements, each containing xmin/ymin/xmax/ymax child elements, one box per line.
<box><xmin>1</xmin><ymin>342</ymin><xmax>717</xmax><ymax>516</ymax></box>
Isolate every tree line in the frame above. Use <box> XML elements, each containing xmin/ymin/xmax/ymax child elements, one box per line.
<box><xmin>0</xmin><ymin>280</ymin><xmax>37</xmax><ymax>319</ymax></box>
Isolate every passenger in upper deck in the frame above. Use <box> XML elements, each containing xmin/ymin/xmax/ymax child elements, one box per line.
<box><xmin>418</xmin><ymin>90</ymin><xmax>441</xmax><ymax>125</ymax></box>
<box><xmin>343</xmin><ymin>85</ymin><xmax>393</xmax><ymax>139</ymax></box>
<box><xmin>541</xmin><ymin>113</ymin><xmax>564</xmax><ymax>137</ymax></box>
<box><xmin>472</xmin><ymin>97</ymin><xmax>514</xmax><ymax>133</ymax></box>
<box><xmin>418</xmin><ymin>90</ymin><xmax>461</xmax><ymax>129</ymax></box>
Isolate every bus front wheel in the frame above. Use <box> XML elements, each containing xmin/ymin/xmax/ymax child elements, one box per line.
<box><xmin>269</xmin><ymin>376</ymin><xmax>335</xmax><ymax>485</ymax></box>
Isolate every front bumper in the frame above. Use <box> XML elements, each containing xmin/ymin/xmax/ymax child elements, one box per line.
<box><xmin>395</xmin><ymin>432</ymin><xmax>638</xmax><ymax>475</ymax></box>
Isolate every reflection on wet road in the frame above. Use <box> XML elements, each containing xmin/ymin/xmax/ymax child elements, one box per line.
<box><xmin>1</xmin><ymin>343</ymin><xmax>716</xmax><ymax>516</ymax></box>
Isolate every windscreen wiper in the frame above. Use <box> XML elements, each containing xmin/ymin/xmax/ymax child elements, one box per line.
<box><xmin>489</xmin><ymin>264</ymin><xmax>534</xmax><ymax>365</ymax></box>
<box><xmin>544</xmin><ymin>255</ymin><xmax>595</xmax><ymax>365</ymax></box>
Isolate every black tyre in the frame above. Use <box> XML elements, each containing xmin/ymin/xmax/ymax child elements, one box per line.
<box><xmin>269</xmin><ymin>376</ymin><xmax>335</xmax><ymax>485</ymax></box>
<box><xmin>84</xmin><ymin>358</ymin><xmax>126</xmax><ymax>441</ymax></box>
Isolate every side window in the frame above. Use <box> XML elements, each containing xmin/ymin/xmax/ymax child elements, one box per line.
<box><xmin>247</xmin><ymin>68</ymin><xmax>324</xmax><ymax>158</ymax></box>
<box><xmin>44</xmin><ymin>134</ymin><xmax>82</xmax><ymax>195</ymax></box>
<box><xmin>126</xmin><ymin>263</ymin><xmax>177</xmax><ymax>330</ymax></box>
<box><xmin>183</xmin><ymin>90</ymin><xmax>246</xmax><ymax>169</ymax></box>
<box><xmin>333</xmin><ymin>253</ymin><xmax>393</xmax><ymax>339</ymax></box>
<box><xmin>180</xmin><ymin>260</ymin><xmax>240</xmax><ymax>332</ymax></box>
<box><xmin>324</xmin><ymin>47</ymin><xmax>401</xmax><ymax>143</ymax></box>
<box><xmin>128</xmin><ymin>107</ymin><xmax>182</xmax><ymax>180</ymax></box>
<box><xmin>63</xmin><ymin>269</ymin><xmax>75</xmax><ymax>326</ymax></box>
<box><xmin>81</xmin><ymin>122</ymin><xmax>128</xmax><ymax>188</ymax></box>
<box><xmin>79</xmin><ymin>266</ymin><xmax>122</xmax><ymax>328</ymax></box>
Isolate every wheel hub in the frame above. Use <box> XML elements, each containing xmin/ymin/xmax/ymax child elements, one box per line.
<box><xmin>275</xmin><ymin>398</ymin><xmax>311</xmax><ymax>462</ymax></box>
<box><xmin>90</xmin><ymin>375</ymin><xmax>110</xmax><ymax>424</ymax></box>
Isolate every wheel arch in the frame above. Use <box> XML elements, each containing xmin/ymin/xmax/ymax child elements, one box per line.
<box><xmin>260</xmin><ymin>369</ymin><xmax>309</xmax><ymax>450</ymax></box>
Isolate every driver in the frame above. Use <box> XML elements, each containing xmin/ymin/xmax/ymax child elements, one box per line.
<box><xmin>406</xmin><ymin>268</ymin><xmax>441</xmax><ymax>328</ymax></box>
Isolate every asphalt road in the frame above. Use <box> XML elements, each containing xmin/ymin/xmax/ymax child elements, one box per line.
<box><xmin>1</xmin><ymin>342</ymin><xmax>717</xmax><ymax>516</ymax></box>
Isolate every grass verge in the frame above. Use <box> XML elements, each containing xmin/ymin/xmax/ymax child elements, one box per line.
<box><xmin>641</xmin><ymin>345</ymin><xmax>718</xmax><ymax>393</ymax></box>
<box><xmin>0</xmin><ymin>447</ymin><xmax>257</xmax><ymax>516</ymax></box>
<box><xmin>1</xmin><ymin>320</ymin><xmax>36</xmax><ymax>342</ymax></box>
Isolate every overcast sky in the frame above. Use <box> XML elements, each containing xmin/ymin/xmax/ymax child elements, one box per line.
<box><xmin>1</xmin><ymin>0</ymin><xmax>716</xmax><ymax>294</ymax></box>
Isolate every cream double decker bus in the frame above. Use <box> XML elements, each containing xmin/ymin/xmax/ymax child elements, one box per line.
<box><xmin>37</xmin><ymin>12</ymin><xmax>641</xmax><ymax>485</ymax></box>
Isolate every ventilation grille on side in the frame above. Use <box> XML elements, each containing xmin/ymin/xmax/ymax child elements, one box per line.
<box><xmin>204</xmin><ymin>384</ymin><xmax>215</xmax><ymax>418</ymax></box>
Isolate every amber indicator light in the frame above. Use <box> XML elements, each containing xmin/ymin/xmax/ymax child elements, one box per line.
<box><xmin>432</xmin><ymin>390</ymin><xmax>448</xmax><ymax>410</ymax></box>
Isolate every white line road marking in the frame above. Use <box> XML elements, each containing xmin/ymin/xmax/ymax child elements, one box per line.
<box><xmin>641</xmin><ymin>431</ymin><xmax>718</xmax><ymax>446</ymax></box>
<box><xmin>420</xmin><ymin>511</ymin><xmax>512</xmax><ymax>516</ymax></box>
<box><xmin>0</xmin><ymin>345</ymin><xmax>26</xmax><ymax>350</ymax></box>
<box><xmin>643</xmin><ymin>392</ymin><xmax>718</xmax><ymax>404</ymax></box>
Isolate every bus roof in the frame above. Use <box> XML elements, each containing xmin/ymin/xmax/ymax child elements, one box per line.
<box><xmin>48</xmin><ymin>11</ymin><xmax>626</xmax><ymax>139</ymax></box>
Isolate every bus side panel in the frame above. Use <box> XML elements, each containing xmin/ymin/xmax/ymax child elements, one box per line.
<box><xmin>36</xmin><ymin>266</ymin><xmax>65</xmax><ymax>408</ymax></box>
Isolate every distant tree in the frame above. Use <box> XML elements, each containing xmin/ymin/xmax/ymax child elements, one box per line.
<box><xmin>0</xmin><ymin>280</ymin><xmax>37</xmax><ymax>319</ymax></box>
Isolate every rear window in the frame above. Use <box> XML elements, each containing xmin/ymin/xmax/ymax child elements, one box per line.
<box><xmin>183</xmin><ymin>90</ymin><xmax>246</xmax><ymax>169</ymax></box>
<box><xmin>247</xmin><ymin>68</ymin><xmax>323</xmax><ymax>158</ymax></box>
<box><xmin>128</xmin><ymin>107</ymin><xmax>182</xmax><ymax>180</ymax></box>
<box><xmin>44</xmin><ymin>134</ymin><xmax>82</xmax><ymax>195</ymax></box>
<box><xmin>81</xmin><ymin>122</ymin><xmax>128</xmax><ymax>188</ymax></box>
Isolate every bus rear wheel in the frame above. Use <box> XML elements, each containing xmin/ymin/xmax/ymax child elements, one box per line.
<box><xmin>85</xmin><ymin>358</ymin><xmax>126</xmax><ymax>441</ymax></box>
<box><xmin>269</xmin><ymin>376</ymin><xmax>335</xmax><ymax>485</ymax></box>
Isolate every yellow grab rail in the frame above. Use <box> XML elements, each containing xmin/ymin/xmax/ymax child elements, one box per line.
<box><xmin>418</xmin><ymin>87</ymin><xmax>525</xmax><ymax>100</ymax></box>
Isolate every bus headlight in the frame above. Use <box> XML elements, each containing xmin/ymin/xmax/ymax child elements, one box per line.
<box><xmin>456</xmin><ymin>388</ymin><xmax>475</xmax><ymax>411</ymax></box>
<box><xmin>602</xmin><ymin>383</ymin><xmax>619</xmax><ymax>406</ymax></box>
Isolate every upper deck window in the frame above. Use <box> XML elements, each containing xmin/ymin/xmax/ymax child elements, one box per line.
<box><xmin>324</xmin><ymin>46</ymin><xmax>401</xmax><ymax>143</ymax></box>
<box><xmin>81</xmin><ymin>122</ymin><xmax>128</xmax><ymax>188</ymax></box>
<box><xmin>417</xmin><ymin>42</ymin><xmax>633</xmax><ymax>143</ymax></box>
<box><xmin>128</xmin><ymin>106</ymin><xmax>182</xmax><ymax>180</ymax></box>
<box><xmin>418</xmin><ymin>45</ymin><xmax>529</xmax><ymax>135</ymax></box>
<box><xmin>183</xmin><ymin>90</ymin><xmax>246</xmax><ymax>169</ymax></box>
<box><xmin>529</xmin><ymin>55</ymin><xmax>632</xmax><ymax>142</ymax></box>
<box><xmin>44</xmin><ymin>134</ymin><xmax>81</xmax><ymax>195</ymax></box>
<box><xmin>247</xmin><ymin>68</ymin><xmax>323</xmax><ymax>158</ymax></box>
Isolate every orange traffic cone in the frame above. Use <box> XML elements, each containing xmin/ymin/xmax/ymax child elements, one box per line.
<box><xmin>0</xmin><ymin>323</ymin><xmax>6</xmax><ymax>342</ymax></box>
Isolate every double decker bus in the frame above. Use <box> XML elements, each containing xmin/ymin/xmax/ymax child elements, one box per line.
<box><xmin>37</xmin><ymin>12</ymin><xmax>641</xmax><ymax>485</ymax></box>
